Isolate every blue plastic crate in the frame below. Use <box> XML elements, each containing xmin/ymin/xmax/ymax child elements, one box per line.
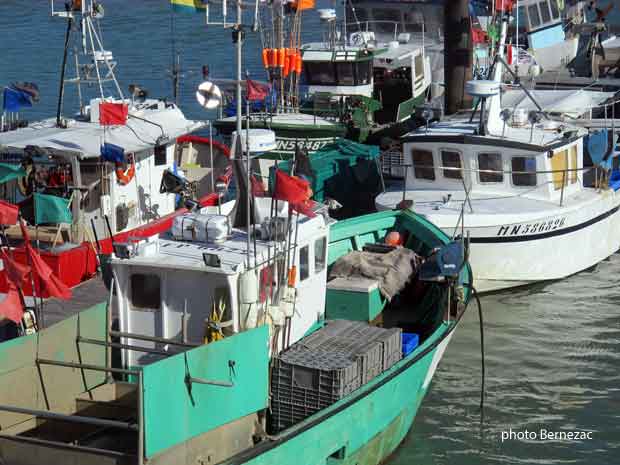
<box><xmin>402</xmin><ymin>333</ymin><xmax>419</xmax><ymax>356</ymax></box>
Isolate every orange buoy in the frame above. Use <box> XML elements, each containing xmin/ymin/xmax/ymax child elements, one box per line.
<box><xmin>295</xmin><ymin>52</ymin><xmax>303</xmax><ymax>74</ymax></box>
<box><xmin>287</xmin><ymin>266</ymin><xmax>297</xmax><ymax>288</ymax></box>
<box><xmin>278</xmin><ymin>48</ymin><xmax>286</xmax><ymax>68</ymax></box>
<box><xmin>385</xmin><ymin>231</ymin><xmax>403</xmax><ymax>246</ymax></box>
<box><xmin>283</xmin><ymin>58</ymin><xmax>290</xmax><ymax>77</ymax></box>
<box><xmin>261</xmin><ymin>49</ymin><xmax>270</xmax><ymax>69</ymax></box>
<box><xmin>115</xmin><ymin>159</ymin><xmax>135</xmax><ymax>185</ymax></box>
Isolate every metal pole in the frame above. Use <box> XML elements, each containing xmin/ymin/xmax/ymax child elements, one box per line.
<box><xmin>77</xmin><ymin>337</ymin><xmax>172</xmax><ymax>356</ymax></box>
<box><xmin>109</xmin><ymin>330</ymin><xmax>199</xmax><ymax>348</ymax></box>
<box><xmin>36</xmin><ymin>358</ymin><xmax>139</xmax><ymax>376</ymax></box>
<box><xmin>56</xmin><ymin>7</ymin><xmax>73</xmax><ymax>126</ymax></box>
<box><xmin>138</xmin><ymin>372</ymin><xmax>144</xmax><ymax>465</ymax></box>
<box><xmin>0</xmin><ymin>404</ymin><xmax>137</xmax><ymax>430</ymax></box>
<box><xmin>186</xmin><ymin>376</ymin><xmax>234</xmax><ymax>388</ymax></box>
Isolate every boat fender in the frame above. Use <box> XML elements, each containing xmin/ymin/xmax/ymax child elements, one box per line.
<box><xmin>280</xmin><ymin>288</ymin><xmax>296</xmax><ymax>318</ymax></box>
<box><xmin>115</xmin><ymin>159</ymin><xmax>135</xmax><ymax>185</ymax></box>
<box><xmin>268</xmin><ymin>305</ymin><xmax>285</xmax><ymax>326</ymax></box>
<box><xmin>586</xmin><ymin>129</ymin><xmax>609</xmax><ymax>166</ymax></box>
<box><xmin>239</xmin><ymin>270</ymin><xmax>259</xmax><ymax>304</ymax></box>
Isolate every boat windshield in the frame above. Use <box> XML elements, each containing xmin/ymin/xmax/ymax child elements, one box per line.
<box><xmin>303</xmin><ymin>61</ymin><xmax>372</xmax><ymax>86</ymax></box>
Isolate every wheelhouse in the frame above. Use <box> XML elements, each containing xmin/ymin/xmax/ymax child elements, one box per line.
<box><xmin>403</xmin><ymin>137</ymin><xmax>584</xmax><ymax>203</ymax></box>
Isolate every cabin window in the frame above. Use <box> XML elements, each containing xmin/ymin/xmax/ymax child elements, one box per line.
<box><xmin>154</xmin><ymin>145</ymin><xmax>167</xmax><ymax>166</ymax></box>
<box><xmin>300</xmin><ymin>245</ymin><xmax>310</xmax><ymax>281</ymax></box>
<box><xmin>412</xmin><ymin>150</ymin><xmax>435</xmax><ymax>180</ymax></box>
<box><xmin>528</xmin><ymin>4</ymin><xmax>541</xmax><ymax>29</ymax></box>
<box><xmin>551</xmin><ymin>150</ymin><xmax>569</xmax><ymax>190</ymax></box>
<box><xmin>539</xmin><ymin>1</ymin><xmax>551</xmax><ymax>23</ymax></box>
<box><xmin>356</xmin><ymin>61</ymin><xmax>372</xmax><ymax>85</ymax></box>
<box><xmin>131</xmin><ymin>274</ymin><xmax>161</xmax><ymax>309</ymax></box>
<box><xmin>414</xmin><ymin>55</ymin><xmax>425</xmax><ymax>80</ymax></box>
<box><xmin>314</xmin><ymin>237</ymin><xmax>327</xmax><ymax>273</ymax></box>
<box><xmin>477</xmin><ymin>153</ymin><xmax>503</xmax><ymax>183</ymax></box>
<box><xmin>511</xmin><ymin>157</ymin><xmax>537</xmax><ymax>186</ymax></box>
<box><xmin>335</xmin><ymin>62</ymin><xmax>355</xmax><ymax>86</ymax></box>
<box><xmin>569</xmin><ymin>145</ymin><xmax>578</xmax><ymax>184</ymax></box>
<box><xmin>549</xmin><ymin>0</ymin><xmax>560</xmax><ymax>19</ymax></box>
<box><xmin>304</xmin><ymin>62</ymin><xmax>336</xmax><ymax>86</ymax></box>
<box><xmin>441</xmin><ymin>150</ymin><xmax>462</xmax><ymax>179</ymax></box>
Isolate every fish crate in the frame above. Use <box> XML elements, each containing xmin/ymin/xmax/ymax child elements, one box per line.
<box><xmin>346</xmin><ymin>324</ymin><xmax>403</xmax><ymax>371</ymax></box>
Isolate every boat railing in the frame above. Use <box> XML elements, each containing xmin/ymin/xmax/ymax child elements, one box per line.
<box><xmin>394</xmin><ymin>163</ymin><xmax>608</xmax><ymax>207</ymax></box>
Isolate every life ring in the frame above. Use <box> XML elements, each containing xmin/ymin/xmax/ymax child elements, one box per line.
<box><xmin>115</xmin><ymin>160</ymin><xmax>135</xmax><ymax>185</ymax></box>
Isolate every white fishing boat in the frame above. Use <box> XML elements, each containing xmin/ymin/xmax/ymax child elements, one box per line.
<box><xmin>484</xmin><ymin>0</ymin><xmax>582</xmax><ymax>77</ymax></box>
<box><xmin>0</xmin><ymin>0</ymin><xmax>227</xmax><ymax>296</ymax></box>
<box><xmin>376</xmin><ymin>17</ymin><xmax>620</xmax><ymax>293</ymax></box>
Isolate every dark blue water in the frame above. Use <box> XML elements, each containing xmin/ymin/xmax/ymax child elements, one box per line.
<box><xmin>1</xmin><ymin>2</ymin><xmax>619</xmax><ymax>464</ymax></box>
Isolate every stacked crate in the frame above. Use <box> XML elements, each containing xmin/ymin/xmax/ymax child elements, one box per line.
<box><xmin>270</xmin><ymin>320</ymin><xmax>403</xmax><ymax>433</ymax></box>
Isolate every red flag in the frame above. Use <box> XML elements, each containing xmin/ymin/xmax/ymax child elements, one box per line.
<box><xmin>0</xmin><ymin>284</ymin><xmax>24</xmax><ymax>323</ymax></box>
<box><xmin>246</xmin><ymin>79</ymin><xmax>269</xmax><ymax>102</ymax></box>
<box><xmin>19</xmin><ymin>220</ymin><xmax>72</xmax><ymax>300</ymax></box>
<box><xmin>0</xmin><ymin>200</ymin><xmax>18</xmax><ymax>225</ymax></box>
<box><xmin>99</xmin><ymin>102</ymin><xmax>128</xmax><ymax>126</ymax></box>
<box><xmin>273</xmin><ymin>170</ymin><xmax>312</xmax><ymax>205</ymax></box>
<box><xmin>251</xmin><ymin>175</ymin><xmax>266</xmax><ymax>197</ymax></box>
<box><xmin>471</xmin><ymin>27</ymin><xmax>488</xmax><ymax>45</ymax></box>
<box><xmin>0</xmin><ymin>249</ymin><xmax>30</xmax><ymax>286</ymax></box>
<box><xmin>290</xmin><ymin>199</ymin><xmax>316</xmax><ymax>218</ymax></box>
<box><xmin>495</xmin><ymin>0</ymin><xmax>513</xmax><ymax>12</ymax></box>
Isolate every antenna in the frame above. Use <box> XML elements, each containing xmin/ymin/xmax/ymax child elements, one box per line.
<box><xmin>50</xmin><ymin>0</ymin><xmax>124</xmax><ymax>122</ymax></box>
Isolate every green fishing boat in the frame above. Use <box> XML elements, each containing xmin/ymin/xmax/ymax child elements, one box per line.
<box><xmin>0</xmin><ymin>204</ymin><xmax>472</xmax><ymax>465</ymax></box>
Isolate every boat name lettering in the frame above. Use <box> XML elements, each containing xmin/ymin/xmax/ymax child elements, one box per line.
<box><xmin>275</xmin><ymin>138</ymin><xmax>332</xmax><ymax>152</ymax></box>
<box><xmin>496</xmin><ymin>218</ymin><xmax>566</xmax><ymax>236</ymax></box>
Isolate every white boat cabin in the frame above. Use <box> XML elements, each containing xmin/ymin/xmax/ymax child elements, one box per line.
<box><xmin>110</xmin><ymin>201</ymin><xmax>332</xmax><ymax>368</ymax></box>
<box><xmin>0</xmin><ymin>99</ymin><xmax>205</xmax><ymax>240</ymax></box>
<box><xmin>400</xmin><ymin>111</ymin><xmax>588</xmax><ymax>198</ymax></box>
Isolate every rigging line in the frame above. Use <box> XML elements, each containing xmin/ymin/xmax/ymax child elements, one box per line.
<box><xmin>473</xmin><ymin>286</ymin><xmax>485</xmax><ymax>430</ymax></box>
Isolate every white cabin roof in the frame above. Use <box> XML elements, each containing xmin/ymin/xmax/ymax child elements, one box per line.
<box><xmin>111</xmin><ymin>212</ymin><xmax>330</xmax><ymax>275</ymax></box>
<box><xmin>502</xmin><ymin>89</ymin><xmax>615</xmax><ymax>119</ymax></box>
<box><xmin>0</xmin><ymin>99</ymin><xmax>205</xmax><ymax>159</ymax></box>
<box><xmin>404</xmin><ymin>113</ymin><xmax>586</xmax><ymax>150</ymax></box>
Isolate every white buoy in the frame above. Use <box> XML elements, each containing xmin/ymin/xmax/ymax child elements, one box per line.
<box><xmin>232</xmin><ymin>129</ymin><xmax>277</xmax><ymax>154</ymax></box>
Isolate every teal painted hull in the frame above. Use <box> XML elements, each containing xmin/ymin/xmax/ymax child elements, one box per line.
<box><xmin>226</xmin><ymin>323</ymin><xmax>455</xmax><ymax>465</ymax></box>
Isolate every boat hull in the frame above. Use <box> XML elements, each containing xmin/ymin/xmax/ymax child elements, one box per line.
<box><xmin>233</xmin><ymin>329</ymin><xmax>454</xmax><ymax>465</ymax></box>
<box><xmin>376</xmin><ymin>190</ymin><xmax>620</xmax><ymax>293</ymax></box>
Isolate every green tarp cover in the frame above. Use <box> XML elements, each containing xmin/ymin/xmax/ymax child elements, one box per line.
<box><xmin>0</xmin><ymin>163</ymin><xmax>26</xmax><ymax>184</ymax></box>
<box><xmin>34</xmin><ymin>193</ymin><xmax>73</xmax><ymax>225</ymax></box>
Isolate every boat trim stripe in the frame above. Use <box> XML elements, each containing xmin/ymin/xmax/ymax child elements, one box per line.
<box><xmin>219</xmin><ymin>289</ymin><xmax>470</xmax><ymax>465</ymax></box>
<box><xmin>469</xmin><ymin>205</ymin><xmax>620</xmax><ymax>243</ymax></box>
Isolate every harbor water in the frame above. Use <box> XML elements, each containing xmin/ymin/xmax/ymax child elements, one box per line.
<box><xmin>1</xmin><ymin>1</ymin><xmax>618</xmax><ymax>464</ymax></box>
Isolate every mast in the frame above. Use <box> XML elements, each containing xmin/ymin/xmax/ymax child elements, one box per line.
<box><xmin>444</xmin><ymin>0</ymin><xmax>473</xmax><ymax>114</ymax></box>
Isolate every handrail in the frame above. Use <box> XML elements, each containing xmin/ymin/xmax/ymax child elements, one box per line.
<box><xmin>393</xmin><ymin>163</ymin><xmax>596</xmax><ymax>176</ymax></box>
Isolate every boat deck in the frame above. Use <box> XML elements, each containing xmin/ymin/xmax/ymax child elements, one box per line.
<box><xmin>39</xmin><ymin>277</ymin><xmax>110</xmax><ymax>328</ymax></box>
